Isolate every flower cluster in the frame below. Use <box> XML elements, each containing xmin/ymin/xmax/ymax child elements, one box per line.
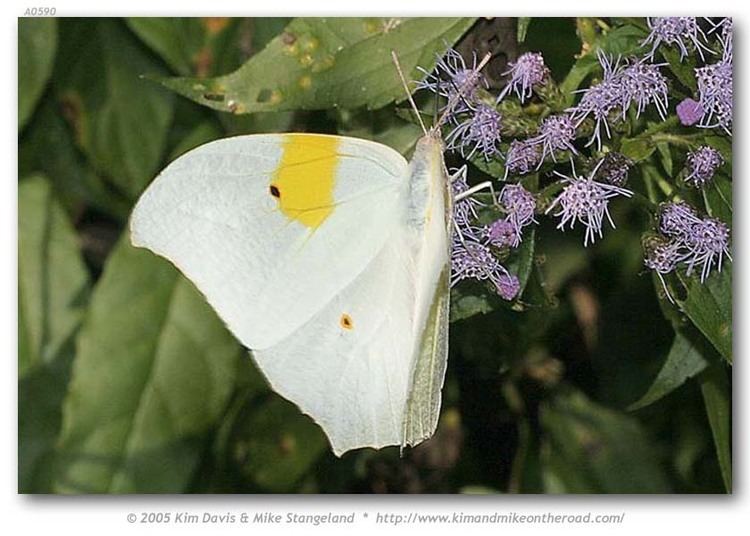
<box><xmin>695</xmin><ymin>56</ymin><xmax>732</xmax><ymax>134</ymax></box>
<box><xmin>416</xmin><ymin>48</ymin><xmax>487</xmax><ymax>115</ymax></box>
<box><xmin>497</xmin><ymin>52</ymin><xmax>550</xmax><ymax>104</ymax></box>
<box><xmin>489</xmin><ymin>184</ymin><xmax>537</xmax><ymax>247</ymax></box>
<box><xmin>645</xmin><ymin>201</ymin><xmax>732</xmax><ymax>288</ymax></box>
<box><xmin>684</xmin><ymin>146</ymin><xmax>723</xmax><ymax>188</ymax></box>
<box><xmin>446</xmin><ymin>103</ymin><xmax>503</xmax><ymax>160</ymax></box>
<box><xmin>570</xmin><ymin>53</ymin><xmax>668</xmax><ymax>149</ymax></box>
<box><xmin>528</xmin><ymin>114</ymin><xmax>578</xmax><ymax>164</ymax></box>
<box><xmin>504</xmin><ymin>140</ymin><xmax>541</xmax><ymax>179</ymax></box>
<box><xmin>416</xmin><ymin>22</ymin><xmax>732</xmax><ymax>307</ymax></box>
<box><xmin>593</xmin><ymin>152</ymin><xmax>632</xmax><ymax>188</ymax></box>
<box><xmin>449</xmin><ymin>168</ymin><xmax>536</xmax><ymax>301</ymax></box>
<box><xmin>641</xmin><ymin>17</ymin><xmax>711</xmax><ymax>61</ymax></box>
<box><xmin>545</xmin><ymin>160</ymin><xmax>633</xmax><ymax>246</ymax></box>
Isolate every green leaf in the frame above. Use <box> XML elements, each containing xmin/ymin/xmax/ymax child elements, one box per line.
<box><xmin>467</xmin><ymin>152</ymin><xmax>506</xmax><ymax>180</ymax></box>
<box><xmin>229</xmin><ymin>397</ymin><xmax>328</xmax><ymax>492</ymax></box>
<box><xmin>597</xmin><ymin>23</ymin><xmax>647</xmax><ymax>55</ymax></box>
<box><xmin>509</xmin><ymin>228</ymin><xmax>536</xmax><ymax>296</ymax></box>
<box><xmin>19</xmin><ymin>175</ymin><xmax>89</xmax><ymax>492</ymax></box>
<box><xmin>54</xmin><ymin>237</ymin><xmax>241</xmax><ymax>493</ymax></box>
<box><xmin>628</xmin><ymin>332</ymin><xmax>709</xmax><ymax>411</ymax></box>
<box><xmin>656</xmin><ymin>142</ymin><xmax>673</xmax><ymax>176</ymax></box>
<box><xmin>661</xmin><ymin>46</ymin><xmax>697</xmax><ymax>92</ymax></box>
<box><xmin>703</xmin><ymin>173</ymin><xmax>732</xmax><ymax>227</ymax></box>
<box><xmin>559</xmin><ymin>54</ymin><xmax>598</xmax><ymax>105</ymax></box>
<box><xmin>159</xmin><ymin>17</ymin><xmax>475</xmax><ymax>114</ymax></box>
<box><xmin>541</xmin><ymin>388</ymin><xmax>670</xmax><ymax>493</ymax></box>
<box><xmin>559</xmin><ymin>23</ymin><xmax>646</xmax><ymax>106</ymax></box>
<box><xmin>127</xmin><ymin>18</ymin><xmax>268</xmax><ymax>78</ymax></box>
<box><xmin>18</xmin><ymin>175</ymin><xmax>90</xmax><ymax>376</ymax></box>
<box><xmin>620</xmin><ymin>137</ymin><xmax>656</xmax><ymax>162</ymax></box>
<box><xmin>449</xmin><ymin>288</ymin><xmax>494</xmax><ymax>323</ymax></box>
<box><xmin>167</xmin><ymin>120</ymin><xmax>223</xmax><ymax>161</ymax></box>
<box><xmin>18</xmin><ymin>18</ymin><xmax>57</xmax><ymax>130</ymax></box>
<box><xmin>677</xmin><ymin>267</ymin><xmax>732</xmax><ymax>364</ymax></box>
<box><xmin>19</xmin><ymin>98</ymin><xmax>132</xmax><ymax>220</ymax></box>
<box><xmin>337</xmin><ymin>107</ymin><xmax>423</xmax><ymax>156</ymax></box>
<box><xmin>54</xmin><ymin>19</ymin><xmax>174</xmax><ymax>199</ymax></box>
<box><xmin>700</xmin><ymin>363</ymin><xmax>732</xmax><ymax>492</ymax></box>
<box><xmin>126</xmin><ymin>18</ymin><xmax>208</xmax><ymax>75</ymax></box>
<box><xmin>19</xmin><ymin>345</ymin><xmax>77</xmax><ymax>493</ymax></box>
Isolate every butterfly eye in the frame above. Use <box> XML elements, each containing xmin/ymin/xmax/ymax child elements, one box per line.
<box><xmin>269</xmin><ymin>185</ymin><xmax>281</xmax><ymax>198</ymax></box>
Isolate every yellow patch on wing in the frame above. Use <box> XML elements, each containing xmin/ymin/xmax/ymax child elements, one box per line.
<box><xmin>270</xmin><ymin>134</ymin><xmax>340</xmax><ymax>229</ymax></box>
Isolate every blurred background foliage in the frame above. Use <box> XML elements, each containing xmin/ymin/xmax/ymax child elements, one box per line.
<box><xmin>18</xmin><ymin>17</ymin><xmax>730</xmax><ymax>494</ymax></box>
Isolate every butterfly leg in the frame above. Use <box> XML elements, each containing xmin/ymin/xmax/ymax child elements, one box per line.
<box><xmin>454</xmin><ymin>180</ymin><xmax>503</xmax><ymax>211</ymax></box>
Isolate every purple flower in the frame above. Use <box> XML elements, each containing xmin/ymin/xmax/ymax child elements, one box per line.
<box><xmin>545</xmin><ymin>160</ymin><xmax>633</xmax><ymax>246</ymax></box>
<box><xmin>504</xmin><ymin>140</ymin><xmax>541</xmax><ymax>179</ymax></box>
<box><xmin>643</xmin><ymin>236</ymin><xmax>683</xmax><ymax>303</ymax></box>
<box><xmin>676</xmin><ymin>98</ymin><xmax>704</xmax><ymax>126</ymax></box>
<box><xmin>696</xmin><ymin>59</ymin><xmax>732</xmax><ymax>134</ymax></box>
<box><xmin>593</xmin><ymin>152</ymin><xmax>632</xmax><ymax>187</ymax></box>
<box><xmin>708</xmin><ymin>17</ymin><xmax>732</xmax><ymax>62</ymax></box>
<box><xmin>497</xmin><ymin>52</ymin><xmax>550</xmax><ymax>104</ymax></box>
<box><xmin>417</xmin><ymin>48</ymin><xmax>487</xmax><ymax>116</ymax></box>
<box><xmin>449</xmin><ymin>166</ymin><xmax>524</xmax><ymax>301</ymax></box>
<box><xmin>618</xmin><ymin>59</ymin><xmax>669</xmax><ymax>120</ymax></box>
<box><xmin>651</xmin><ymin>201</ymin><xmax>731</xmax><ymax>283</ymax></box>
<box><xmin>569</xmin><ymin>53</ymin><xmax>624</xmax><ymax>150</ymax></box>
<box><xmin>446</xmin><ymin>103</ymin><xmax>503</xmax><ymax>160</ymax></box>
<box><xmin>644</xmin><ymin>237</ymin><xmax>682</xmax><ymax>275</ymax></box>
<box><xmin>642</xmin><ymin>17</ymin><xmax>712</xmax><ymax>61</ymax></box>
<box><xmin>719</xmin><ymin>19</ymin><xmax>733</xmax><ymax>61</ymax></box>
<box><xmin>450</xmin><ymin>238</ymin><xmax>518</xmax><ymax>301</ymax></box>
<box><xmin>685</xmin><ymin>146</ymin><xmax>723</xmax><ymax>188</ymax></box>
<box><xmin>528</xmin><ymin>114</ymin><xmax>578</xmax><ymax>165</ymax></box>
<box><xmin>450</xmin><ymin>166</ymin><xmax>483</xmax><ymax>229</ymax></box>
<box><xmin>487</xmin><ymin>218</ymin><xmax>516</xmax><ymax>248</ymax></box>
<box><xmin>683</xmin><ymin>217</ymin><xmax>731</xmax><ymax>282</ymax></box>
<box><xmin>658</xmin><ymin>201</ymin><xmax>701</xmax><ymax>239</ymax></box>
<box><xmin>495</xmin><ymin>273</ymin><xmax>520</xmax><ymax>300</ymax></box>
<box><xmin>571</xmin><ymin>53</ymin><xmax>670</xmax><ymax>149</ymax></box>
<box><xmin>451</xmin><ymin>239</ymin><xmax>498</xmax><ymax>285</ymax></box>
<box><xmin>498</xmin><ymin>183</ymin><xmax>536</xmax><ymax>242</ymax></box>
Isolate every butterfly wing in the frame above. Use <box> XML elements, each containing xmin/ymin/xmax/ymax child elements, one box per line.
<box><xmin>131</xmin><ymin>133</ymin><xmax>451</xmax><ymax>455</ymax></box>
<box><xmin>254</xmin><ymin>232</ymin><xmax>429</xmax><ymax>454</ymax></box>
<box><xmin>131</xmin><ymin>134</ymin><xmax>408</xmax><ymax>350</ymax></box>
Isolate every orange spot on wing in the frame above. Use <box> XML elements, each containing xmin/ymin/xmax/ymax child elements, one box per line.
<box><xmin>340</xmin><ymin>314</ymin><xmax>354</xmax><ymax>330</ymax></box>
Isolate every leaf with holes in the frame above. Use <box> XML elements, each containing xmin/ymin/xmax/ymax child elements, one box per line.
<box><xmin>158</xmin><ymin>17</ymin><xmax>475</xmax><ymax>114</ymax></box>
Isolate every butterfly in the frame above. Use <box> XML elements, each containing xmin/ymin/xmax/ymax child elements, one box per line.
<box><xmin>130</xmin><ymin>52</ymin><xmax>491</xmax><ymax>456</ymax></box>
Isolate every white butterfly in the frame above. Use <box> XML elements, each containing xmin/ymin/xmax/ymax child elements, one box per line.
<box><xmin>130</xmin><ymin>53</ymin><xmax>490</xmax><ymax>456</ymax></box>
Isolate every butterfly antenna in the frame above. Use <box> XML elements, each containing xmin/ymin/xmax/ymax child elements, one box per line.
<box><xmin>435</xmin><ymin>51</ymin><xmax>492</xmax><ymax>130</ymax></box>
<box><xmin>391</xmin><ymin>50</ymin><xmax>428</xmax><ymax>136</ymax></box>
